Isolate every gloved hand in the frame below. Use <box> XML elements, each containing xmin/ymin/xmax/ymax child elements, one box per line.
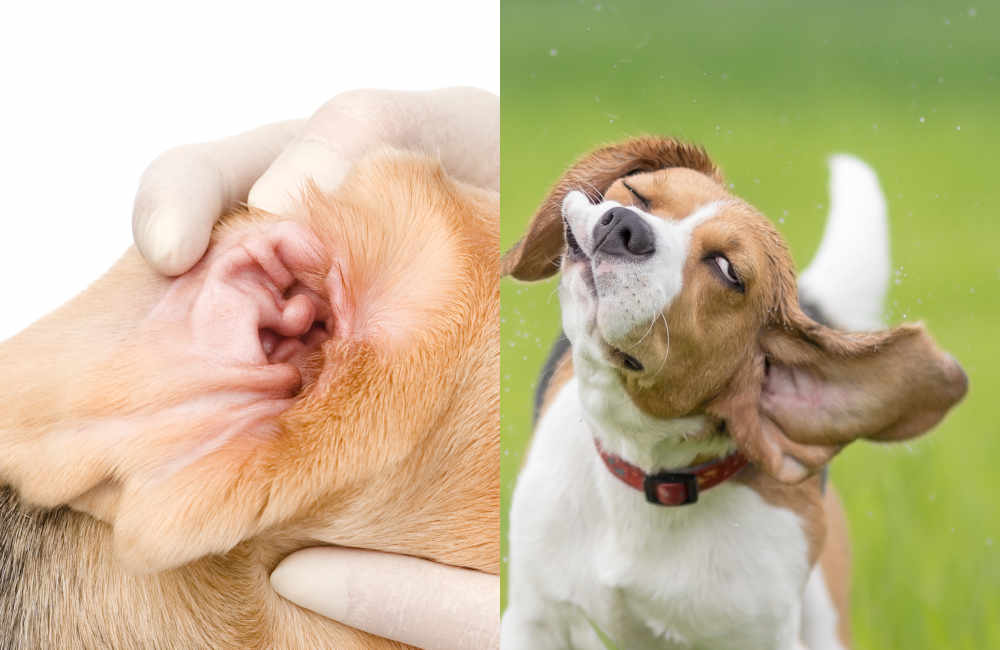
<box><xmin>130</xmin><ymin>87</ymin><xmax>499</xmax><ymax>649</ymax></box>
<box><xmin>270</xmin><ymin>547</ymin><xmax>499</xmax><ymax>650</ymax></box>
<box><xmin>132</xmin><ymin>87</ymin><xmax>498</xmax><ymax>275</ymax></box>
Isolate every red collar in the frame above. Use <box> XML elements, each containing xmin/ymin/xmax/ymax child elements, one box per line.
<box><xmin>594</xmin><ymin>438</ymin><xmax>748</xmax><ymax>506</ymax></box>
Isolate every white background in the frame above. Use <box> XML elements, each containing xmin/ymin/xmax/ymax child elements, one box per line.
<box><xmin>0</xmin><ymin>0</ymin><xmax>498</xmax><ymax>339</ymax></box>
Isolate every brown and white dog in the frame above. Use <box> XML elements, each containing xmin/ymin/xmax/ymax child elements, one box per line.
<box><xmin>0</xmin><ymin>149</ymin><xmax>498</xmax><ymax>649</ymax></box>
<box><xmin>501</xmin><ymin>137</ymin><xmax>967</xmax><ymax>649</ymax></box>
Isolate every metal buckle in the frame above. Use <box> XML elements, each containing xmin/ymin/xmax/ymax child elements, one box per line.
<box><xmin>643</xmin><ymin>471</ymin><xmax>699</xmax><ymax>506</ymax></box>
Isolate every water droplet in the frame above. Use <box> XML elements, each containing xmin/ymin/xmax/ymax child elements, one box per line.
<box><xmin>969</xmin><ymin>8</ymin><xmax>977</xmax><ymax>17</ymax></box>
<box><xmin>549</xmin><ymin>48</ymin><xmax>558</xmax><ymax>56</ymax></box>
<box><xmin>956</xmin><ymin>125</ymin><xmax>962</xmax><ymax>131</ymax></box>
<box><xmin>919</xmin><ymin>116</ymin><xmax>926</xmax><ymax>123</ymax></box>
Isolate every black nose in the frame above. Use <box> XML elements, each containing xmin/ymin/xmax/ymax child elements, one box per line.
<box><xmin>592</xmin><ymin>207</ymin><xmax>655</xmax><ymax>258</ymax></box>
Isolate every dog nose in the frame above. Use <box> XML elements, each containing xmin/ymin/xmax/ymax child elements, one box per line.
<box><xmin>592</xmin><ymin>207</ymin><xmax>655</xmax><ymax>258</ymax></box>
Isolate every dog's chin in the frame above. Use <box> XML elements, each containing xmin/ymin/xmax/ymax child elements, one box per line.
<box><xmin>572</xmin><ymin>319</ymin><xmax>648</xmax><ymax>376</ymax></box>
<box><xmin>561</xmin><ymin>260</ymin><xmax>649</xmax><ymax>374</ymax></box>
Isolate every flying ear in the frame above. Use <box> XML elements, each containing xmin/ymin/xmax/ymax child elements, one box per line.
<box><xmin>501</xmin><ymin>136</ymin><xmax>721</xmax><ymax>280</ymax></box>
<box><xmin>708</xmin><ymin>308</ymin><xmax>968</xmax><ymax>484</ymax></box>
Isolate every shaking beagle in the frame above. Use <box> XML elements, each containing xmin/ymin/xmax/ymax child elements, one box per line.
<box><xmin>501</xmin><ymin>137</ymin><xmax>966</xmax><ymax>649</ymax></box>
<box><xmin>0</xmin><ymin>149</ymin><xmax>498</xmax><ymax>649</ymax></box>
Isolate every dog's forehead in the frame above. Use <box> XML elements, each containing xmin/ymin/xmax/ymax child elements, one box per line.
<box><xmin>616</xmin><ymin>167</ymin><xmax>730</xmax><ymax>221</ymax></box>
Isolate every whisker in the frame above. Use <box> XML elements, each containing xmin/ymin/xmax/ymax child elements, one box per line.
<box><xmin>582</xmin><ymin>180</ymin><xmax>605</xmax><ymax>204</ymax></box>
<box><xmin>652</xmin><ymin>311</ymin><xmax>671</xmax><ymax>376</ymax></box>
<box><xmin>628</xmin><ymin>310</ymin><xmax>659</xmax><ymax>349</ymax></box>
<box><xmin>571</xmin><ymin>180</ymin><xmax>604</xmax><ymax>205</ymax></box>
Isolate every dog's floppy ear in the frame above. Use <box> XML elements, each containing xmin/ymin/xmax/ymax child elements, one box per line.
<box><xmin>708</xmin><ymin>306</ymin><xmax>968</xmax><ymax>484</ymax></box>
<box><xmin>501</xmin><ymin>136</ymin><xmax>722</xmax><ymax>280</ymax></box>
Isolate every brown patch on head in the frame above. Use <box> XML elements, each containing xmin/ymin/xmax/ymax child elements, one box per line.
<box><xmin>502</xmin><ymin>136</ymin><xmax>720</xmax><ymax>280</ymax></box>
<box><xmin>604</xmin><ymin>167</ymin><xmax>730</xmax><ymax>222</ymax></box>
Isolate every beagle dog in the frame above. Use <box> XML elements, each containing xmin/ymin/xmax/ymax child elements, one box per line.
<box><xmin>501</xmin><ymin>137</ymin><xmax>967</xmax><ymax>650</ymax></box>
<box><xmin>0</xmin><ymin>149</ymin><xmax>498</xmax><ymax>649</ymax></box>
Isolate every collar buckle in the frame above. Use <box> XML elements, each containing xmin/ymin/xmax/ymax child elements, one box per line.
<box><xmin>643</xmin><ymin>471</ymin><xmax>699</xmax><ymax>506</ymax></box>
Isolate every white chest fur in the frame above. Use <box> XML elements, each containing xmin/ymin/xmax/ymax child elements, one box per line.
<box><xmin>503</xmin><ymin>379</ymin><xmax>812</xmax><ymax>650</ymax></box>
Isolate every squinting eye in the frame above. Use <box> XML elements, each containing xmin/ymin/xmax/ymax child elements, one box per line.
<box><xmin>707</xmin><ymin>254</ymin><xmax>744</xmax><ymax>292</ymax></box>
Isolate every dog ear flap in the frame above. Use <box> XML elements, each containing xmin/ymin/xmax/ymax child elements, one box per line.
<box><xmin>501</xmin><ymin>136</ymin><xmax>722</xmax><ymax>280</ymax></box>
<box><xmin>709</xmin><ymin>307</ymin><xmax>967</xmax><ymax>484</ymax></box>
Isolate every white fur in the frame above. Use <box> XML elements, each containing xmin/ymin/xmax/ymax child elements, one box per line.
<box><xmin>503</xmin><ymin>380</ymin><xmax>811</xmax><ymax>649</ymax></box>
<box><xmin>798</xmin><ymin>155</ymin><xmax>889</xmax><ymax>332</ymax></box>
<box><xmin>800</xmin><ymin>567</ymin><xmax>846</xmax><ymax>650</ymax></box>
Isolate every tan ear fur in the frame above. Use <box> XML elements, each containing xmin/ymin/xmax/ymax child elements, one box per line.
<box><xmin>709</xmin><ymin>306</ymin><xmax>968</xmax><ymax>484</ymax></box>
<box><xmin>501</xmin><ymin>136</ymin><xmax>721</xmax><ymax>280</ymax></box>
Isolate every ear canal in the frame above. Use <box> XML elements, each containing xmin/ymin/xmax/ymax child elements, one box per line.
<box><xmin>501</xmin><ymin>136</ymin><xmax>722</xmax><ymax>281</ymax></box>
<box><xmin>711</xmin><ymin>308</ymin><xmax>968</xmax><ymax>485</ymax></box>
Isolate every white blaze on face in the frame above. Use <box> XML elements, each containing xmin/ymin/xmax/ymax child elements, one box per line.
<box><xmin>559</xmin><ymin>189</ymin><xmax>722</xmax><ymax>353</ymax></box>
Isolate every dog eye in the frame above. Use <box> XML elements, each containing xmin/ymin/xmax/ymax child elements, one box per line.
<box><xmin>707</xmin><ymin>254</ymin><xmax>744</xmax><ymax>292</ymax></box>
<box><xmin>622</xmin><ymin>181</ymin><xmax>650</xmax><ymax>210</ymax></box>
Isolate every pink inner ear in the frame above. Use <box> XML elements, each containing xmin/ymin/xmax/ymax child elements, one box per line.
<box><xmin>762</xmin><ymin>362</ymin><xmax>826</xmax><ymax>411</ymax></box>
<box><xmin>149</xmin><ymin>221</ymin><xmax>333</xmax><ymax>387</ymax></box>
<box><xmin>760</xmin><ymin>361</ymin><xmax>847</xmax><ymax>442</ymax></box>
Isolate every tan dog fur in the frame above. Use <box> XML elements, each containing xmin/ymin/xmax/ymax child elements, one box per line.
<box><xmin>0</xmin><ymin>149</ymin><xmax>498</xmax><ymax>649</ymax></box>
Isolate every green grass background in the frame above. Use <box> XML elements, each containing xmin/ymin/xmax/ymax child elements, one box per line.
<box><xmin>500</xmin><ymin>1</ymin><xmax>1000</xmax><ymax>647</ymax></box>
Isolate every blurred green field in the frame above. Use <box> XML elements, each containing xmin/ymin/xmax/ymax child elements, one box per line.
<box><xmin>500</xmin><ymin>1</ymin><xmax>1000</xmax><ymax>647</ymax></box>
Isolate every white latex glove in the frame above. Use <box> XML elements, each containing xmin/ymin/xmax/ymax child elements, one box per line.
<box><xmin>130</xmin><ymin>87</ymin><xmax>499</xmax><ymax>649</ymax></box>
<box><xmin>271</xmin><ymin>548</ymin><xmax>499</xmax><ymax>650</ymax></box>
<box><xmin>132</xmin><ymin>87</ymin><xmax>499</xmax><ymax>276</ymax></box>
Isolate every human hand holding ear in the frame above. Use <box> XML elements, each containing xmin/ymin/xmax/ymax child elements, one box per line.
<box><xmin>133</xmin><ymin>87</ymin><xmax>498</xmax><ymax>276</ymax></box>
<box><xmin>271</xmin><ymin>547</ymin><xmax>499</xmax><ymax>650</ymax></box>
<box><xmin>130</xmin><ymin>88</ymin><xmax>500</xmax><ymax>640</ymax></box>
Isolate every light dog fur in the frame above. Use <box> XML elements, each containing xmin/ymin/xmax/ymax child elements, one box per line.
<box><xmin>501</xmin><ymin>137</ymin><xmax>966</xmax><ymax>649</ymax></box>
<box><xmin>0</xmin><ymin>149</ymin><xmax>498</xmax><ymax>649</ymax></box>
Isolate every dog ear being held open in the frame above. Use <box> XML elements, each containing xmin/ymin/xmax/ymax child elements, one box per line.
<box><xmin>0</xmin><ymin>148</ymin><xmax>499</xmax><ymax>650</ymax></box>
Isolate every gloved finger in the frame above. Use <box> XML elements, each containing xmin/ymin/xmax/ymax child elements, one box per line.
<box><xmin>248</xmin><ymin>92</ymin><xmax>390</xmax><ymax>214</ymax></box>
<box><xmin>403</xmin><ymin>87</ymin><xmax>499</xmax><ymax>192</ymax></box>
<box><xmin>249</xmin><ymin>88</ymin><xmax>499</xmax><ymax>215</ymax></box>
<box><xmin>271</xmin><ymin>547</ymin><xmax>499</xmax><ymax>650</ymax></box>
<box><xmin>133</xmin><ymin>120</ymin><xmax>303</xmax><ymax>276</ymax></box>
